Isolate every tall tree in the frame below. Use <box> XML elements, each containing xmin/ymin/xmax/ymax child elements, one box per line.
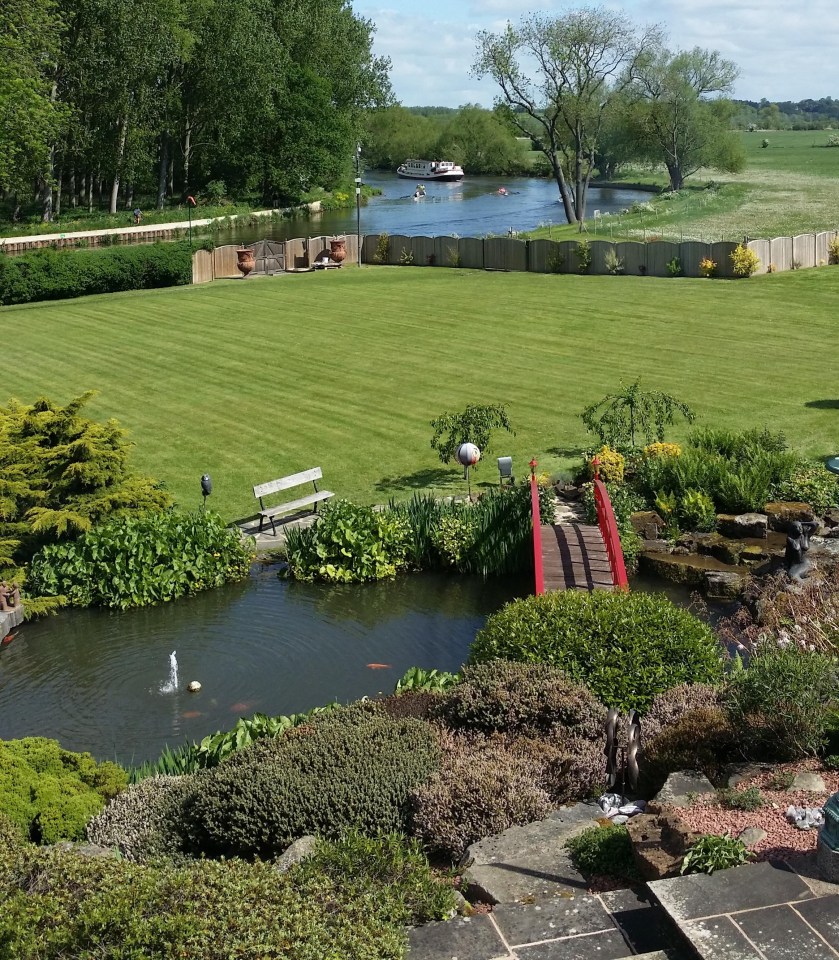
<box><xmin>436</xmin><ymin>105</ymin><xmax>525</xmax><ymax>175</ymax></box>
<box><xmin>630</xmin><ymin>47</ymin><xmax>744</xmax><ymax>190</ymax></box>
<box><xmin>473</xmin><ymin>9</ymin><xmax>661</xmax><ymax>224</ymax></box>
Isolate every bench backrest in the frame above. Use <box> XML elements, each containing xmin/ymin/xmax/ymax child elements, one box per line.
<box><xmin>254</xmin><ymin>467</ymin><xmax>322</xmax><ymax>500</ymax></box>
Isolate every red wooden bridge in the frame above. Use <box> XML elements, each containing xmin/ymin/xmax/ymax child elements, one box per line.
<box><xmin>530</xmin><ymin>459</ymin><xmax>628</xmax><ymax>594</ymax></box>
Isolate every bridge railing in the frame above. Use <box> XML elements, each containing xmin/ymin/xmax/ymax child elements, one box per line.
<box><xmin>592</xmin><ymin>474</ymin><xmax>629</xmax><ymax>592</ymax></box>
<box><xmin>529</xmin><ymin>459</ymin><xmax>545</xmax><ymax>595</ymax></box>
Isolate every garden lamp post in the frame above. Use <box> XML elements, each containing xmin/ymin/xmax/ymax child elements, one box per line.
<box><xmin>200</xmin><ymin>473</ymin><xmax>212</xmax><ymax>510</ymax></box>
<box><xmin>187</xmin><ymin>195</ymin><xmax>197</xmax><ymax>248</ymax></box>
<box><xmin>456</xmin><ymin>443</ymin><xmax>481</xmax><ymax>497</ymax></box>
<box><xmin>355</xmin><ymin>142</ymin><xmax>362</xmax><ymax>267</ymax></box>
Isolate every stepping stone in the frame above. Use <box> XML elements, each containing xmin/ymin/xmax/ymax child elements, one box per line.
<box><xmin>652</xmin><ymin>771</ymin><xmax>715</xmax><ymax>808</ymax></box>
<box><xmin>600</xmin><ymin>888</ymin><xmax>687</xmax><ymax>956</ymax></box>
<box><xmin>734</xmin><ymin>903</ymin><xmax>836</xmax><ymax>959</ymax></box>
<box><xmin>791</xmin><ymin>771</ymin><xmax>827</xmax><ymax>792</ymax></box>
<box><xmin>513</xmin><ymin>930</ymin><xmax>630</xmax><ymax>958</ymax></box>
<box><xmin>737</xmin><ymin>827</ymin><xmax>768</xmax><ymax>847</ymax></box>
<box><xmin>492</xmin><ymin>896</ymin><xmax>614</xmax><ymax>946</ymax></box>
<box><xmin>464</xmin><ymin>805</ymin><xmax>602</xmax><ymax>905</ymax></box>
<box><xmin>406</xmin><ymin>914</ymin><xmax>505</xmax><ymax>960</ymax></box>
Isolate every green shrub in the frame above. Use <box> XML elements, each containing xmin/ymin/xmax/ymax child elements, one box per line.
<box><xmin>471</xmin><ymin>591</ymin><xmax>723</xmax><ymax>711</ymax></box>
<box><xmin>580</xmin><ymin>481</ymin><xmax>645</xmax><ymax>572</ymax></box>
<box><xmin>577</xmin><ymin>238</ymin><xmax>592</xmax><ymax>273</ymax></box>
<box><xmin>395</xmin><ymin>666</ymin><xmax>460</xmax><ymax>693</ymax></box>
<box><xmin>0</xmin><ymin>738</ymin><xmax>127</xmax><ymax>844</ymax></box>
<box><xmin>642</xmin><ymin>707</ymin><xmax>735</xmax><ymax>793</ymax></box>
<box><xmin>373</xmin><ymin>231</ymin><xmax>390</xmax><ymax>263</ymax></box>
<box><xmin>717</xmin><ymin>786</ymin><xmax>764</xmax><ymax>811</ymax></box>
<box><xmin>724</xmin><ymin>647</ymin><xmax>839</xmax><ymax>760</ymax></box>
<box><xmin>436</xmin><ymin>662</ymin><xmax>606</xmax><ymax>738</ymax></box>
<box><xmin>86</xmin><ymin>775</ymin><xmax>194</xmax><ymax>862</ymax></box>
<box><xmin>180</xmin><ymin>706</ymin><xmax>440</xmax><ymax>859</ymax></box>
<box><xmin>29</xmin><ymin>510</ymin><xmax>254</xmax><ymax>609</ymax></box>
<box><xmin>681</xmin><ymin>834</ymin><xmax>749</xmax><ymax>874</ymax></box>
<box><xmin>666</xmin><ymin>256</ymin><xmax>682</xmax><ymax>277</ymax></box>
<box><xmin>824</xmin><ymin>754</ymin><xmax>839</xmax><ymax>771</ymax></box>
<box><xmin>730</xmin><ymin>244</ymin><xmax>760</xmax><ymax>278</ymax></box>
<box><xmin>774</xmin><ymin>466</ymin><xmax>839</xmax><ymax>511</ymax></box>
<box><xmin>0</xmin><ymin>243</ymin><xmax>192</xmax><ymax>306</ymax></box>
<box><xmin>0</xmin><ymin>841</ymin><xmax>441</xmax><ymax>958</ymax></box>
<box><xmin>566</xmin><ymin>824</ymin><xmax>640</xmax><ymax>882</ymax></box>
<box><xmin>679</xmin><ymin>488</ymin><xmax>717</xmax><ymax>532</ymax></box>
<box><xmin>767</xmin><ymin>770</ymin><xmax>796</xmax><ymax>790</ymax></box>
<box><xmin>643</xmin><ymin>683</ymin><xmax>724</xmax><ymax>740</ymax></box>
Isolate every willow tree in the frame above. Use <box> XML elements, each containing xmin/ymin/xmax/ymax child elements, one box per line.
<box><xmin>473</xmin><ymin>9</ymin><xmax>661</xmax><ymax>224</ymax></box>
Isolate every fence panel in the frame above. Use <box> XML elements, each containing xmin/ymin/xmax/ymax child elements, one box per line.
<box><xmin>191</xmin><ymin>249</ymin><xmax>213</xmax><ymax>284</ymax></box>
<box><xmin>679</xmin><ymin>241</ymin><xmax>712</xmax><ymax>278</ymax></box>
<box><xmin>769</xmin><ymin>236</ymin><xmax>792</xmax><ymax>273</ymax></box>
<box><xmin>815</xmin><ymin>232</ymin><xmax>833</xmax><ymax>266</ymax></box>
<box><xmin>458</xmin><ymin>237</ymin><xmax>484</xmax><ymax>270</ymax></box>
<box><xmin>558</xmin><ymin>240</ymin><xmax>580</xmax><ymax>274</ymax></box>
<box><xmin>362</xmin><ymin>234</ymin><xmax>381</xmax><ymax>264</ymax></box>
<box><xmin>747</xmin><ymin>239</ymin><xmax>770</xmax><ymax>273</ymax></box>
<box><xmin>411</xmin><ymin>235</ymin><xmax>436</xmax><ymax>266</ymax></box>
<box><xmin>590</xmin><ymin>240</ymin><xmax>616</xmax><ymax>275</ymax></box>
<box><xmin>213</xmin><ymin>244</ymin><xmax>240</xmax><ymax>278</ymax></box>
<box><xmin>792</xmin><ymin>234</ymin><xmax>816</xmax><ymax>270</ymax></box>
<box><xmin>616</xmin><ymin>242</ymin><xmax>646</xmax><ymax>276</ymax></box>
<box><xmin>646</xmin><ymin>241</ymin><xmax>681</xmax><ymax>278</ymax></box>
<box><xmin>711</xmin><ymin>241</ymin><xmax>739</xmax><ymax>279</ymax></box>
<box><xmin>433</xmin><ymin>236</ymin><xmax>459</xmax><ymax>267</ymax></box>
<box><xmin>285</xmin><ymin>237</ymin><xmax>308</xmax><ymax>269</ymax></box>
<box><xmin>528</xmin><ymin>239</ymin><xmax>563</xmax><ymax>274</ymax></box>
<box><xmin>387</xmin><ymin>234</ymin><xmax>411</xmax><ymax>266</ymax></box>
<box><xmin>484</xmin><ymin>237</ymin><xmax>527</xmax><ymax>271</ymax></box>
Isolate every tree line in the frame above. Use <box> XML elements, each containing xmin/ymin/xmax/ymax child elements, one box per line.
<box><xmin>1</xmin><ymin>0</ymin><xmax>390</xmax><ymax>222</ymax></box>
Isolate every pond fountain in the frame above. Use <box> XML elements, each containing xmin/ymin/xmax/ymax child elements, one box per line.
<box><xmin>159</xmin><ymin>651</ymin><xmax>179</xmax><ymax>695</ymax></box>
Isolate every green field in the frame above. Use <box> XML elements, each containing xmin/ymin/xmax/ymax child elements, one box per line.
<box><xmin>529</xmin><ymin>130</ymin><xmax>839</xmax><ymax>243</ymax></box>
<box><xmin>6</xmin><ymin>266</ymin><xmax>839</xmax><ymax>520</ymax></box>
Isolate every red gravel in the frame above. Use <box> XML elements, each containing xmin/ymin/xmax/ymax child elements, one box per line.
<box><xmin>671</xmin><ymin>759</ymin><xmax>839</xmax><ymax>863</ymax></box>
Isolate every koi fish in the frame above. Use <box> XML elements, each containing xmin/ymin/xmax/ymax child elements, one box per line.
<box><xmin>1</xmin><ymin>632</ymin><xmax>17</xmax><ymax>646</ymax></box>
<box><xmin>366</xmin><ymin>663</ymin><xmax>392</xmax><ymax>670</ymax></box>
<box><xmin>229</xmin><ymin>701</ymin><xmax>256</xmax><ymax>713</ymax></box>
<box><xmin>182</xmin><ymin>710</ymin><xmax>203</xmax><ymax>719</ymax></box>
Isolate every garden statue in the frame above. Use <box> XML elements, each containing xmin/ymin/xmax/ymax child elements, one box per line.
<box><xmin>0</xmin><ymin>582</ymin><xmax>20</xmax><ymax>611</ymax></box>
<box><xmin>785</xmin><ymin>519</ymin><xmax>820</xmax><ymax>581</ymax></box>
<box><xmin>604</xmin><ymin>707</ymin><xmax>641</xmax><ymax>796</ymax></box>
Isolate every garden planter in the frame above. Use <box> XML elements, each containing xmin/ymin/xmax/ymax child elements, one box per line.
<box><xmin>329</xmin><ymin>238</ymin><xmax>347</xmax><ymax>263</ymax></box>
<box><xmin>237</xmin><ymin>247</ymin><xmax>255</xmax><ymax>277</ymax></box>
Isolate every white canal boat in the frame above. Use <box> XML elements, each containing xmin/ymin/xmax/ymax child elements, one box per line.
<box><xmin>396</xmin><ymin>159</ymin><xmax>464</xmax><ymax>182</ymax></box>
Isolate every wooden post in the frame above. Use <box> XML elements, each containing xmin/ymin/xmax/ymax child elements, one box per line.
<box><xmin>530</xmin><ymin>459</ymin><xmax>545</xmax><ymax>595</ymax></box>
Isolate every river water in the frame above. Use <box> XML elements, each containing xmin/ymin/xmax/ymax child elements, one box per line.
<box><xmin>211</xmin><ymin>172</ymin><xmax>648</xmax><ymax>245</ymax></box>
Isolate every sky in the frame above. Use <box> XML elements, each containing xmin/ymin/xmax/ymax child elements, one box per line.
<box><xmin>351</xmin><ymin>0</ymin><xmax>838</xmax><ymax>108</ymax></box>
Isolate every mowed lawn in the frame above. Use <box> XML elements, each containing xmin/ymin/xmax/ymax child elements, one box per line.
<box><xmin>5</xmin><ymin>266</ymin><xmax>839</xmax><ymax>520</ymax></box>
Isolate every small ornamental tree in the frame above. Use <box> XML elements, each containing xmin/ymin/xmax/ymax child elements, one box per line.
<box><xmin>581</xmin><ymin>380</ymin><xmax>695</xmax><ymax>450</ymax></box>
<box><xmin>430</xmin><ymin>404</ymin><xmax>514</xmax><ymax>465</ymax></box>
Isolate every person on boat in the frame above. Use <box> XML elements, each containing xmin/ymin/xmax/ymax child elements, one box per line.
<box><xmin>497</xmin><ymin>187</ymin><xmax>508</xmax><ymax>196</ymax></box>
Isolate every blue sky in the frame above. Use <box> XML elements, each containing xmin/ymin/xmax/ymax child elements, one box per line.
<box><xmin>351</xmin><ymin>1</ymin><xmax>838</xmax><ymax>107</ymax></box>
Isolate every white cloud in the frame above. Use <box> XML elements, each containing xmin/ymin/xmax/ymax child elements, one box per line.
<box><xmin>357</xmin><ymin>0</ymin><xmax>839</xmax><ymax>105</ymax></box>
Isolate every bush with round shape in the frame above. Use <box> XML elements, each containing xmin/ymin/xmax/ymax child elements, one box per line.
<box><xmin>180</xmin><ymin>706</ymin><xmax>440</xmax><ymax>859</ymax></box>
<box><xmin>436</xmin><ymin>662</ymin><xmax>606</xmax><ymax>739</ymax></box>
<box><xmin>643</xmin><ymin>683</ymin><xmax>724</xmax><ymax>740</ymax></box>
<box><xmin>0</xmin><ymin>738</ymin><xmax>127</xmax><ymax>844</ymax></box>
<box><xmin>588</xmin><ymin>445</ymin><xmax>625</xmax><ymax>484</ymax></box>
<box><xmin>724</xmin><ymin>646</ymin><xmax>839</xmax><ymax>760</ymax></box>
<box><xmin>642</xmin><ymin>707</ymin><xmax>736</xmax><ymax>795</ymax></box>
<box><xmin>86</xmin><ymin>775</ymin><xmax>195</xmax><ymax>862</ymax></box>
<box><xmin>471</xmin><ymin>592</ymin><xmax>724</xmax><ymax>712</ymax></box>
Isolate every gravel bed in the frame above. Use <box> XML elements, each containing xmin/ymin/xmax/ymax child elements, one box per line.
<box><xmin>671</xmin><ymin>759</ymin><xmax>839</xmax><ymax>862</ymax></box>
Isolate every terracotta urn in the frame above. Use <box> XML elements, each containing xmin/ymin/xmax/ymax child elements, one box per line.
<box><xmin>329</xmin><ymin>238</ymin><xmax>347</xmax><ymax>263</ymax></box>
<box><xmin>237</xmin><ymin>247</ymin><xmax>255</xmax><ymax>277</ymax></box>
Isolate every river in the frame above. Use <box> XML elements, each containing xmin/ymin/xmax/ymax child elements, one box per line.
<box><xmin>211</xmin><ymin>171</ymin><xmax>648</xmax><ymax>246</ymax></box>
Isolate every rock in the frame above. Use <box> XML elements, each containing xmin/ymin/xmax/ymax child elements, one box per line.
<box><xmin>627</xmin><ymin>812</ymin><xmax>701</xmax><ymax>881</ymax></box>
<box><xmin>694</xmin><ymin>532</ymin><xmax>727</xmax><ymax>555</ymax></box>
<box><xmin>653</xmin><ymin>771</ymin><xmax>715</xmax><ymax>808</ymax></box>
<box><xmin>717</xmin><ymin>513</ymin><xmax>768</xmax><ymax>539</ymax></box>
<box><xmin>823</xmin><ymin>508</ymin><xmax>839</xmax><ymax>529</ymax></box>
<box><xmin>792</xmin><ymin>771</ymin><xmax>827</xmax><ymax>793</ymax></box>
<box><xmin>765</xmin><ymin>501</ymin><xmax>815</xmax><ymax>532</ymax></box>
<box><xmin>273</xmin><ymin>835</ymin><xmax>318</xmax><ymax>872</ymax></box>
<box><xmin>738</xmin><ymin>827</ymin><xmax>768</xmax><ymax>847</ymax></box>
<box><xmin>739</xmin><ymin>544</ymin><xmax>769</xmax><ymax>564</ymax></box>
<box><xmin>704</xmin><ymin>570</ymin><xmax>749</xmax><ymax>600</ymax></box>
<box><xmin>631</xmin><ymin>511</ymin><xmax>664</xmax><ymax>540</ymax></box>
<box><xmin>453</xmin><ymin>890</ymin><xmax>474</xmax><ymax>917</ymax></box>
<box><xmin>641</xmin><ymin>538</ymin><xmax>671</xmax><ymax>554</ymax></box>
<box><xmin>53</xmin><ymin>842</ymin><xmax>119</xmax><ymax>859</ymax></box>
<box><xmin>725</xmin><ymin>763</ymin><xmax>770</xmax><ymax>789</ymax></box>
<box><xmin>612</xmin><ymin>815</ymin><xmax>630</xmax><ymax>825</ymax></box>
<box><xmin>187</xmin><ymin>680</ymin><xmax>201</xmax><ymax>692</ymax></box>
<box><xmin>812</xmin><ymin>537</ymin><xmax>839</xmax><ymax>558</ymax></box>
<box><xmin>786</xmin><ymin>806</ymin><xmax>825</xmax><ymax>830</ymax></box>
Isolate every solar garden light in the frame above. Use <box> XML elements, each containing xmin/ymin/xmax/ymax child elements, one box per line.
<box><xmin>456</xmin><ymin>443</ymin><xmax>481</xmax><ymax>497</ymax></box>
<box><xmin>200</xmin><ymin>474</ymin><xmax>213</xmax><ymax>509</ymax></box>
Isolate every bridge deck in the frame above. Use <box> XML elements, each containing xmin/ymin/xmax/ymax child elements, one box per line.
<box><xmin>541</xmin><ymin>522</ymin><xmax>615</xmax><ymax>592</ymax></box>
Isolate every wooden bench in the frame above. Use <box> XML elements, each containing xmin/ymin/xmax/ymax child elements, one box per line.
<box><xmin>253</xmin><ymin>468</ymin><xmax>334</xmax><ymax>535</ymax></box>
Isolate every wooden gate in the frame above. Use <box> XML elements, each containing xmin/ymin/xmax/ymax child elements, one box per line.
<box><xmin>250</xmin><ymin>239</ymin><xmax>286</xmax><ymax>275</ymax></box>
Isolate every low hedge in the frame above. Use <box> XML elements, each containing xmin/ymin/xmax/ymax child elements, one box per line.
<box><xmin>0</xmin><ymin>242</ymin><xmax>192</xmax><ymax>305</ymax></box>
<box><xmin>470</xmin><ymin>591</ymin><xmax>724</xmax><ymax>712</ymax></box>
<box><xmin>0</xmin><ymin>738</ymin><xmax>127</xmax><ymax>843</ymax></box>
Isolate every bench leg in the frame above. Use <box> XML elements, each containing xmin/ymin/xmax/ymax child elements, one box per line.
<box><xmin>270</xmin><ymin>515</ymin><xmax>277</xmax><ymax>536</ymax></box>
<box><xmin>258</xmin><ymin>515</ymin><xmax>264</xmax><ymax>533</ymax></box>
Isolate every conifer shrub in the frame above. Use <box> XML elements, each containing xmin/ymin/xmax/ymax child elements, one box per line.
<box><xmin>179</xmin><ymin>706</ymin><xmax>440</xmax><ymax>859</ymax></box>
<box><xmin>0</xmin><ymin>243</ymin><xmax>192</xmax><ymax>305</ymax></box>
<box><xmin>0</xmin><ymin>738</ymin><xmax>127</xmax><ymax>844</ymax></box>
<box><xmin>436</xmin><ymin>662</ymin><xmax>606</xmax><ymax>739</ymax></box>
<box><xmin>471</xmin><ymin>592</ymin><xmax>723</xmax><ymax>712</ymax></box>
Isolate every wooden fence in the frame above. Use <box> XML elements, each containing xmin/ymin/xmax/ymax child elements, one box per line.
<box><xmin>191</xmin><ymin>231</ymin><xmax>838</xmax><ymax>283</ymax></box>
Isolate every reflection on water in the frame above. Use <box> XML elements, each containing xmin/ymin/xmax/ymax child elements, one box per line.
<box><xmin>0</xmin><ymin>567</ymin><xmax>527</xmax><ymax>764</ymax></box>
<box><xmin>210</xmin><ymin>172</ymin><xmax>649</xmax><ymax>246</ymax></box>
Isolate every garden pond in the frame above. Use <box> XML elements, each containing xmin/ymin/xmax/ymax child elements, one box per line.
<box><xmin>0</xmin><ymin>565</ymin><xmax>726</xmax><ymax>765</ymax></box>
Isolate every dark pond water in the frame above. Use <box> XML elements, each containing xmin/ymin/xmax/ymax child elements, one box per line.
<box><xmin>0</xmin><ymin>567</ymin><xmax>529</xmax><ymax>764</ymax></box>
<box><xmin>210</xmin><ymin>172</ymin><xmax>649</xmax><ymax>246</ymax></box>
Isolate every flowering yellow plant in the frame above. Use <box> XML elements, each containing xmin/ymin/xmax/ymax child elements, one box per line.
<box><xmin>699</xmin><ymin>257</ymin><xmax>717</xmax><ymax>278</ymax></box>
<box><xmin>588</xmin><ymin>445</ymin><xmax>624</xmax><ymax>484</ymax></box>
<box><xmin>643</xmin><ymin>442</ymin><xmax>682</xmax><ymax>460</ymax></box>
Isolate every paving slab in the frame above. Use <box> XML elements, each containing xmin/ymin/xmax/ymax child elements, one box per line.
<box><xmin>599</xmin><ymin>889</ymin><xmax>686</xmax><ymax>956</ymax></box>
<box><xmin>680</xmin><ymin>916</ymin><xmax>762</xmax><ymax>960</ymax></box>
<box><xmin>464</xmin><ymin>805</ymin><xmax>602</xmax><ymax>905</ymax></box>
<box><xmin>649</xmin><ymin>861</ymin><xmax>813</xmax><ymax>923</ymax></box>
<box><xmin>733</xmin><ymin>903</ymin><xmax>838</xmax><ymax>960</ymax></box>
<box><xmin>493</xmin><ymin>897</ymin><xmax>614</xmax><ymax>946</ymax></box>
<box><xmin>792</xmin><ymin>895</ymin><xmax>839</xmax><ymax>950</ymax></box>
<box><xmin>514</xmin><ymin>930</ymin><xmax>630</xmax><ymax>959</ymax></box>
<box><xmin>406</xmin><ymin>914</ymin><xmax>507</xmax><ymax>960</ymax></box>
